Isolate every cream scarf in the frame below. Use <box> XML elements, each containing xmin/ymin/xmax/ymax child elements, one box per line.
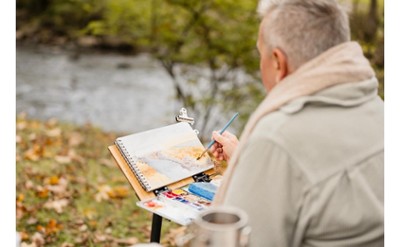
<box><xmin>213</xmin><ymin>41</ymin><xmax>375</xmax><ymax>204</ymax></box>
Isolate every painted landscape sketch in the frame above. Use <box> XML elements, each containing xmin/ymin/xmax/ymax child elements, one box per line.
<box><xmin>116</xmin><ymin>122</ymin><xmax>214</xmax><ymax>191</ymax></box>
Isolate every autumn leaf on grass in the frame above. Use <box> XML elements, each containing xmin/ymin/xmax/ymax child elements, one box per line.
<box><xmin>112</xmin><ymin>236</ymin><xmax>138</xmax><ymax>245</ymax></box>
<box><xmin>54</xmin><ymin>155</ymin><xmax>72</xmax><ymax>164</ymax></box>
<box><xmin>36</xmin><ymin>186</ymin><xmax>49</xmax><ymax>199</ymax></box>
<box><xmin>46</xmin><ymin>127</ymin><xmax>62</xmax><ymax>137</ymax></box>
<box><xmin>24</xmin><ymin>144</ymin><xmax>44</xmax><ymax>161</ymax></box>
<box><xmin>42</xmin><ymin>219</ymin><xmax>63</xmax><ymax>235</ymax></box>
<box><xmin>93</xmin><ymin>233</ymin><xmax>109</xmax><ymax>243</ymax></box>
<box><xmin>20</xmin><ymin>242</ymin><xmax>36</xmax><ymax>247</ymax></box>
<box><xmin>31</xmin><ymin>232</ymin><xmax>45</xmax><ymax>247</ymax></box>
<box><xmin>68</xmin><ymin>132</ymin><xmax>84</xmax><ymax>147</ymax></box>
<box><xmin>44</xmin><ymin>198</ymin><xmax>69</xmax><ymax>213</ymax></box>
<box><xmin>46</xmin><ymin>177</ymin><xmax>68</xmax><ymax>195</ymax></box>
<box><xmin>83</xmin><ymin>208</ymin><xmax>98</xmax><ymax>220</ymax></box>
<box><xmin>107</xmin><ymin>186</ymin><xmax>130</xmax><ymax>199</ymax></box>
<box><xmin>95</xmin><ymin>185</ymin><xmax>112</xmax><ymax>202</ymax></box>
<box><xmin>95</xmin><ymin>185</ymin><xmax>130</xmax><ymax>201</ymax></box>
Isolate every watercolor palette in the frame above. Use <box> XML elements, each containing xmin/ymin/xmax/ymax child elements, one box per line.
<box><xmin>137</xmin><ymin>187</ymin><xmax>213</xmax><ymax>225</ymax></box>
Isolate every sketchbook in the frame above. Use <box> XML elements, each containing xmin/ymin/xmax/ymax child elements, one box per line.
<box><xmin>114</xmin><ymin>122</ymin><xmax>215</xmax><ymax>192</ymax></box>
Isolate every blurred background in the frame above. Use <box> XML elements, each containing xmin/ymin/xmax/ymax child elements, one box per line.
<box><xmin>16</xmin><ymin>0</ymin><xmax>384</xmax><ymax>246</ymax></box>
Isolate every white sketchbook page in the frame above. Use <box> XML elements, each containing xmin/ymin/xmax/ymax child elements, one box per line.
<box><xmin>116</xmin><ymin>122</ymin><xmax>214</xmax><ymax>191</ymax></box>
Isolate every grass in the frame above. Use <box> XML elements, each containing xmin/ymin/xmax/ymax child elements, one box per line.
<box><xmin>16</xmin><ymin>113</ymin><xmax>181</xmax><ymax>247</ymax></box>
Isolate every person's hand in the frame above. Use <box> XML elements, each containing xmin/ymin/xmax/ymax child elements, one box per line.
<box><xmin>209</xmin><ymin>130</ymin><xmax>239</xmax><ymax>162</ymax></box>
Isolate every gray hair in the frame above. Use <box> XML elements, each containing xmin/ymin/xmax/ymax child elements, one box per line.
<box><xmin>257</xmin><ymin>0</ymin><xmax>350</xmax><ymax>70</ymax></box>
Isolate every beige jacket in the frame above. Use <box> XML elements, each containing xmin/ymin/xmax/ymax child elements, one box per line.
<box><xmin>221</xmin><ymin>48</ymin><xmax>384</xmax><ymax>246</ymax></box>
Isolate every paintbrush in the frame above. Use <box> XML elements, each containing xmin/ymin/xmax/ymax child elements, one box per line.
<box><xmin>196</xmin><ymin>112</ymin><xmax>239</xmax><ymax>160</ymax></box>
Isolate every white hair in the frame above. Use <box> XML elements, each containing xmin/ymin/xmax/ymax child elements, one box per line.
<box><xmin>257</xmin><ymin>0</ymin><xmax>350</xmax><ymax>70</ymax></box>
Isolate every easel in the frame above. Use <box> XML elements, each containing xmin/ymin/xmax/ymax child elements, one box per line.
<box><xmin>148</xmin><ymin>108</ymin><xmax>198</xmax><ymax>243</ymax></box>
<box><xmin>109</xmin><ymin>108</ymin><xmax>198</xmax><ymax>243</ymax></box>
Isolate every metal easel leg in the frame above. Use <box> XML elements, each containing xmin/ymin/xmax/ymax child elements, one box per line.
<box><xmin>150</xmin><ymin>213</ymin><xmax>163</xmax><ymax>243</ymax></box>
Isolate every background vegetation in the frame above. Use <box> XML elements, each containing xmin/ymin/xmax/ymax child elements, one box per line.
<box><xmin>16</xmin><ymin>0</ymin><xmax>384</xmax><ymax>246</ymax></box>
<box><xmin>17</xmin><ymin>0</ymin><xmax>384</xmax><ymax>133</ymax></box>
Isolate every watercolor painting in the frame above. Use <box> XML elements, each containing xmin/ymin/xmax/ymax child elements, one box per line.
<box><xmin>116</xmin><ymin>122</ymin><xmax>214</xmax><ymax>191</ymax></box>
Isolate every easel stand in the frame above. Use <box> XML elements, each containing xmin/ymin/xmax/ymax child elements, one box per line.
<box><xmin>150</xmin><ymin>214</ymin><xmax>163</xmax><ymax>243</ymax></box>
<box><xmin>109</xmin><ymin>108</ymin><xmax>201</xmax><ymax>243</ymax></box>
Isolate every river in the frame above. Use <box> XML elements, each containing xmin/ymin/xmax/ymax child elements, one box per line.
<box><xmin>16</xmin><ymin>44</ymin><xmax>182</xmax><ymax>134</ymax></box>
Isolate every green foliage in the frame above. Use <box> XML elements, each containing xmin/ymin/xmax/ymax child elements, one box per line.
<box><xmin>17</xmin><ymin>0</ymin><xmax>384</xmax><ymax>132</ymax></box>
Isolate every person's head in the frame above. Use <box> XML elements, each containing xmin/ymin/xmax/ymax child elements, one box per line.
<box><xmin>256</xmin><ymin>0</ymin><xmax>350</xmax><ymax>91</ymax></box>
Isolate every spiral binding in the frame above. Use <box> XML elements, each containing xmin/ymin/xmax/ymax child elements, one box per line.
<box><xmin>115</xmin><ymin>139</ymin><xmax>151</xmax><ymax>191</ymax></box>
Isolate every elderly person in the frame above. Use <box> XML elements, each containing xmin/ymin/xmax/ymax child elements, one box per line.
<box><xmin>211</xmin><ymin>0</ymin><xmax>384</xmax><ymax>246</ymax></box>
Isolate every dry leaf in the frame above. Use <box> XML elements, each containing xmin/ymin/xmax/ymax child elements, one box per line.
<box><xmin>95</xmin><ymin>185</ymin><xmax>112</xmax><ymax>202</ymax></box>
<box><xmin>25</xmin><ymin>180</ymin><xmax>34</xmax><ymax>189</ymax></box>
<box><xmin>17</xmin><ymin>193</ymin><xmax>25</xmax><ymax>202</ymax></box>
<box><xmin>19</xmin><ymin>231</ymin><xmax>30</xmax><ymax>241</ymax></box>
<box><xmin>45</xmin><ymin>219</ymin><xmax>63</xmax><ymax>234</ymax></box>
<box><xmin>60</xmin><ymin>243</ymin><xmax>74</xmax><ymax>247</ymax></box>
<box><xmin>68</xmin><ymin>132</ymin><xmax>84</xmax><ymax>147</ymax></box>
<box><xmin>17</xmin><ymin>121</ymin><xmax>27</xmax><ymax>130</ymax></box>
<box><xmin>44</xmin><ymin>198</ymin><xmax>69</xmax><ymax>213</ymax></box>
<box><xmin>16</xmin><ymin>135</ymin><xmax>22</xmax><ymax>143</ymax></box>
<box><xmin>20</xmin><ymin>242</ymin><xmax>37</xmax><ymax>247</ymax></box>
<box><xmin>27</xmin><ymin>217</ymin><xmax>38</xmax><ymax>225</ymax></box>
<box><xmin>36</xmin><ymin>187</ymin><xmax>49</xmax><ymax>199</ymax></box>
<box><xmin>32</xmin><ymin>232</ymin><xmax>45</xmax><ymax>247</ymax></box>
<box><xmin>94</xmin><ymin>233</ymin><xmax>109</xmax><ymax>243</ymax></box>
<box><xmin>47</xmin><ymin>177</ymin><xmax>68</xmax><ymax>195</ymax></box>
<box><xmin>55</xmin><ymin>155</ymin><xmax>72</xmax><ymax>164</ymax></box>
<box><xmin>113</xmin><ymin>237</ymin><xmax>138</xmax><ymax>245</ymax></box>
<box><xmin>46</xmin><ymin>118</ymin><xmax>58</xmax><ymax>128</ymax></box>
<box><xmin>46</xmin><ymin>128</ymin><xmax>62</xmax><ymax>137</ymax></box>
<box><xmin>79</xmin><ymin>224</ymin><xmax>88</xmax><ymax>232</ymax></box>
<box><xmin>24</xmin><ymin>144</ymin><xmax>44</xmax><ymax>161</ymax></box>
<box><xmin>108</xmin><ymin>186</ymin><xmax>129</xmax><ymax>199</ymax></box>
<box><xmin>83</xmin><ymin>208</ymin><xmax>97</xmax><ymax>220</ymax></box>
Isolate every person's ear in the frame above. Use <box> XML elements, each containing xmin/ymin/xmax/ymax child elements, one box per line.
<box><xmin>272</xmin><ymin>48</ymin><xmax>289</xmax><ymax>83</ymax></box>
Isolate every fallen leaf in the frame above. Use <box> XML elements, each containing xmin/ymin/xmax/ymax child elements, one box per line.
<box><xmin>44</xmin><ymin>199</ymin><xmax>69</xmax><ymax>213</ymax></box>
<box><xmin>105</xmin><ymin>227</ymin><xmax>112</xmax><ymax>234</ymax></box>
<box><xmin>36</xmin><ymin>187</ymin><xmax>49</xmax><ymax>199</ymax></box>
<box><xmin>24</xmin><ymin>144</ymin><xmax>44</xmax><ymax>161</ymax></box>
<box><xmin>55</xmin><ymin>155</ymin><xmax>72</xmax><ymax>164</ymax></box>
<box><xmin>79</xmin><ymin>224</ymin><xmax>88</xmax><ymax>232</ymax></box>
<box><xmin>46</xmin><ymin>118</ymin><xmax>58</xmax><ymax>128</ymax></box>
<box><xmin>94</xmin><ymin>233</ymin><xmax>109</xmax><ymax>243</ymax></box>
<box><xmin>36</xmin><ymin>225</ymin><xmax>45</xmax><ymax>233</ymax></box>
<box><xmin>27</xmin><ymin>217</ymin><xmax>38</xmax><ymax>225</ymax></box>
<box><xmin>20</xmin><ymin>242</ymin><xmax>37</xmax><ymax>247</ymax></box>
<box><xmin>83</xmin><ymin>208</ymin><xmax>97</xmax><ymax>220</ymax></box>
<box><xmin>32</xmin><ymin>232</ymin><xmax>45</xmax><ymax>247</ymax></box>
<box><xmin>60</xmin><ymin>243</ymin><xmax>74</xmax><ymax>247</ymax></box>
<box><xmin>17</xmin><ymin>193</ymin><xmax>25</xmax><ymax>202</ymax></box>
<box><xmin>107</xmin><ymin>186</ymin><xmax>129</xmax><ymax>199</ymax></box>
<box><xmin>25</xmin><ymin>180</ymin><xmax>34</xmax><ymax>189</ymax></box>
<box><xmin>16</xmin><ymin>135</ymin><xmax>22</xmax><ymax>143</ymax></box>
<box><xmin>68</xmin><ymin>132</ymin><xmax>84</xmax><ymax>147</ymax></box>
<box><xmin>19</xmin><ymin>231</ymin><xmax>29</xmax><ymax>241</ymax></box>
<box><xmin>45</xmin><ymin>219</ymin><xmax>63</xmax><ymax>235</ymax></box>
<box><xmin>47</xmin><ymin>177</ymin><xmax>68</xmax><ymax>195</ymax></box>
<box><xmin>44</xmin><ymin>175</ymin><xmax>60</xmax><ymax>185</ymax></box>
<box><xmin>113</xmin><ymin>237</ymin><xmax>138</xmax><ymax>245</ymax></box>
<box><xmin>46</xmin><ymin>128</ymin><xmax>62</xmax><ymax>137</ymax></box>
<box><xmin>95</xmin><ymin>185</ymin><xmax>112</xmax><ymax>202</ymax></box>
